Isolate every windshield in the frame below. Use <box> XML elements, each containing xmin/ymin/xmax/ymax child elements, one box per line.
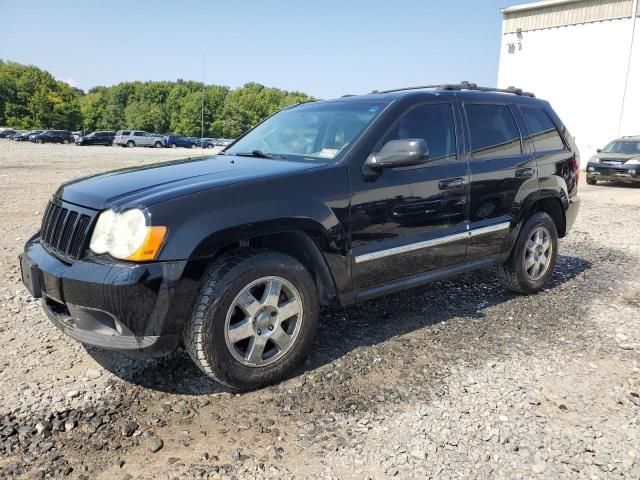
<box><xmin>225</xmin><ymin>101</ymin><xmax>388</xmax><ymax>161</ymax></box>
<box><xmin>602</xmin><ymin>140</ymin><xmax>640</xmax><ymax>155</ymax></box>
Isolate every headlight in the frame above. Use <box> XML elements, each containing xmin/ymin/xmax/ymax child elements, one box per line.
<box><xmin>90</xmin><ymin>209</ymin><xmax>167</xmax><ymax>261</ymax></box>
<box><xmin>590</xmin><ymin>156</ymin><xmax>600</xmax><ymax>163</ymax></box>
<box><xmin>625</xmin><ymin>158</ymin><xmax>640</xmax><ymax>165</ymax></box>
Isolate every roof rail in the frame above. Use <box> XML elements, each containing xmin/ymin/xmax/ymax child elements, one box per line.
<box><xmin>370</xmin><ymin>81</ymin><xmax>535</xmax><ymax>97</ymax></box>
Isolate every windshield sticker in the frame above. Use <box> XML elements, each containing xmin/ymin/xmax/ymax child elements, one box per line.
<box><xmin>318</xmin><ymin>148</ymin><xmax>340</xmax><ymax>159</ymax></box>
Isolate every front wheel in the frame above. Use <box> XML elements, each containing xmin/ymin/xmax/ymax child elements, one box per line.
<box><xmin>497</xmin><ymin>212</ymin><xmax>558</xmax><ymax>294</ymax></box>
<box><xmin>62</xmin><ymin>139</ymin><xmax>69</xmax><ymax>144</ymax></box>
<box><xmin>184</xmin><ymin>249</ymin><xmax>318</xmax><ymax>390</ymax></box>
<box><xmin>154</xmin><ymin>141</ymin><xmax>163</xmax><ymax>148</ymax></box>
<box><xmin>586</xmin><ymin>176</ymin><xmax>598</xmax><ymax>185</ymax></box>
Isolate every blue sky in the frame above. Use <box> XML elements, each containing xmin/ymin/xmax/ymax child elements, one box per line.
<box><xmin>0</xmin><ymin>0</ymin><xmax>514</xmax><ymax>99</ymax></box>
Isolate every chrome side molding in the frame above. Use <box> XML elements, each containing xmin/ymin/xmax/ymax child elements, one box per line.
<box><xmin>354</xmin><ymin>222</ymin><xmax>511</xmax><ymax>264</ymax></box>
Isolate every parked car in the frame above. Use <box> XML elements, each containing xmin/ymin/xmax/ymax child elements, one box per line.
<box><xmin>114</xmin><ymin>130</ymin><xmax>164</xmax><ymax>148</ymax></box>
<box><xmin>197</xmin><ymin>138</ymin><xmax>217</xmax><ymax>149</ymax></box>
<box><xmin>31</xmin><ymin>130</ymin><xmax>75</xmax><ymax>144</ymax></box>
<box><xmin>76</xmin><ymin>131</ymin><xmax>116</xmax><ymax>146</ymax></box>
<box><xmin>586</xmin><ymin>136</ymin><xmax>640</xmax><ymax>185</ymax></box>
<box><xmin>216</xmin><ymin>138</ymin><xmax>235</xmax><ymax>147</ymax></box>
<box><xmin>19</xmin><ymin>82</ymin><xmax>580</xmax><ymax>390</ymax></box>
<box><xmin>0</xmin><ymin>129</ymin><xmax>17</xmax><ymax>138</ymax></box>
<box><xmin>13</xmin><ymin>130</ymin><xmax>43</xmax><ymax>141</ymax></box>
<box><xmin>165</xmin><ymin>135</ymin><xmax>198</xmax><ymax>148</ymax></box>
<box><xmin>72</xmin><ymin>131</ymin><xmax>83</xmax><ymax>141</ymax></box>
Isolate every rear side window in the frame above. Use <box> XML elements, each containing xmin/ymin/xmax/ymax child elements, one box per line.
<box><xmin>379</xmin><ymin>103</ymin><xmax>457</xmax><ymax>161</ymax></box>
<box><xmin>134</xmin><ymin>132</ymin><xmax>144</xmax><ymax>137</ymax></box>
<box><xmin>520</xmin><ymin>107</ymin><xmax>566</xmax><ymax>152</ymax></box>
<box><xmin>465</xmin><ymin>104</ymin><xmax>522</xmax><ymax>159</ymax></box>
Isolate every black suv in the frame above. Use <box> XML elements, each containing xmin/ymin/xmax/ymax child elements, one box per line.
<box><xmin>20</xmin><ymin>83</ymin><xmax>580</xmax><ymax>390</ymax></box>
<box><xmin>75</xmin><ymin>131</ymin><xmax>116</xmax><ymax>146</ymax></box>
<box><xmin>31</xmin><ymin>130</ymin><xmax>75</xmax><ymax>144</ymax></box>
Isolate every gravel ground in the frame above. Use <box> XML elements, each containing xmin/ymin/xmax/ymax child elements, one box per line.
<box><xmin>0</xmin><ymin>139</ymin><xmax>638</xmax><ymax>480</ymax></box>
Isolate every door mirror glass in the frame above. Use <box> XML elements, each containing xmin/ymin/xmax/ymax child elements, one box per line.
<box><xmin>364</xmin><ymin>138</ymin><xmax>429</xmax><ymax>170</ymax></box>
<box><xmin>596</xmin><ymin>148</ymin><xmax>602</xmax><ymax>153</ymax></box>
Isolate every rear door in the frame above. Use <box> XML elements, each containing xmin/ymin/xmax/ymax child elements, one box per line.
<box><xmin>349</xmin><ymin>100</ymin><xmax>469</xmax><ymax>289</ymax></box>
<box><xmin>463</xmin><ymin>102</ymin><xmax>537</xmax><ymax>259</ymax></box>
<box><xmin>134</xmin><ymin>131</ymin><xmax>149</xmax><ymax>146</ymax></box>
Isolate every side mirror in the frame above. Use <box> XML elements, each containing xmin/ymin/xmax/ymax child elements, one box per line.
<box><xmin>364</xmin><ymin>138</ymin><xmax>429</xmax><ymax>172</ymax></box>
<box><xmin>596</xmin><ymin>149</ymin><xmax>602</xmax><ymax>153</ymax></box>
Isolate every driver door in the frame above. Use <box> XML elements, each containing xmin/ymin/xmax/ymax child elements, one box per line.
<box><xmin>349</xmin><ymin>101</ymin><xmax>469</xmax><ymax>290</ymax></box>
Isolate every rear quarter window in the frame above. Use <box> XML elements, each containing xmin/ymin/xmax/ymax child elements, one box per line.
<box><xmin>520</xmin><ymin>106</ymin><xmax>566</xmax><ymax>152</ymax></box>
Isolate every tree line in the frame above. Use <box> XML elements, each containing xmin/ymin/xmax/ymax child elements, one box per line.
<box><xmin>0</xmin><ymin>60</ymin><xmax>314</xmax><ymax>138</ymax></box>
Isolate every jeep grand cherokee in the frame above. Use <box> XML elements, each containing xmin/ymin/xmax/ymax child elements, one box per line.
<box><xmin>20</xmin><ymin>82</ymin><xmax>580</xmax><ymax>390</ymax></box>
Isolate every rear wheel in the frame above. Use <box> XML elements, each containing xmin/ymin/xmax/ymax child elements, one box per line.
<box><xmin>497</xmin><ymin>212</ymin><xmax>558</xmax><ymax>294</ymax></box>
<box><xmin>126</xmin><ymin>140</ymin><xmax>135</xmax><ymax>148</ymax></box>
<box><xmin>62</xmin><ymin>139</ymin><xmax>69</xmax><ymax>144</ymax></box>
<box><xmin>36</xmin><ymin>139</ymin><xmax>43</xmax><ymax>144</ymax></box>
<box><xmin>586</xmin><ymin>176</ymin><xmax>598</xmax><ymax>185</ymax></box>
<box><xmin>170</xmin><ymin>143</ymin><xmax>177</xmax><ymax>148</ymax></box>
<box><xmin>184</xmin><ymin>249</ymin><xmax>318</xmax><ymax>390</ymax></box>
<box><xmin>154</xmin><ymin>141</ymin><xmax>163</xmax><ymax>148</ymax></box>
<box><xmin>191</xmin><ymin>143</ymin><xmax>198</xmax><ymax>149</ymax></box>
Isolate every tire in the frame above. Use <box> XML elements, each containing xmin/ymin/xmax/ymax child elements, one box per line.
<box><xmin>497</xmin><ymin>212</ymin><xmax>558</xmax><ymax>294</ymax></box>
<box><xmin>170</xmin><ymin>143</ymin><xmax>177</xmax><ymax>148</ymax></box>
<box><xmin>154</xmin><ymin>141</ymin><xmax>163</xmax><ymax>148</ymax></box>
<box><xmin>126</xmin><ymin>140</ymin><xmax>135</xmax><ymax>148</ymax></box>
<box><xmin>184</xmin><ymin>248</ymin><xmax>318</xmax><ymax>390</ymax></box>
<box><xmin>207</xmin><ymin>144</ymin><xmax>214</xmax><ymax>149</ymax></box>
<box><xmin>191</xmin><ymin>143</ymin><xmax>198</xmax><ymax>149</ymax></box>
<box><xmin>586</xmin><ymin>176</ymin><xmax>598</xmax><ymax>185</ymax></box>
<box><xmin>62</xmin><ymin>139</ymin><xmax>69</xmax><ymax>144</ymax></box>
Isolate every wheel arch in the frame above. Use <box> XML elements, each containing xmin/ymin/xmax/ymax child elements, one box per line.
<box><xmin>522</xmin><ymin>193</ymin><xmax>567</xmax><ymax>238</ymax></box>
<box><xmin>183</xmin><ymin>222</ymin><xmax>341</xmax><ymax>307</ymax></box>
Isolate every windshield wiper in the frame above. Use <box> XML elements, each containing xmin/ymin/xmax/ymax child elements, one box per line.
<box><xmin>233</xmin><ymin>150</ymin><xmax>286</xmax><ymax>159</ymax></box>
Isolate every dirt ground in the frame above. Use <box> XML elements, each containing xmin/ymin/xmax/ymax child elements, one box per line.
<box><xmin>0</xmin><ymin>140</ymin><xmax>639</xmax><ymax>480</ymax></box>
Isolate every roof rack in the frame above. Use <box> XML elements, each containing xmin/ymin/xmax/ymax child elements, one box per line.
<box><xmin>370</xmin><ymin>81</ymin><xmax>535</xmax><ymax>97</ymax></box>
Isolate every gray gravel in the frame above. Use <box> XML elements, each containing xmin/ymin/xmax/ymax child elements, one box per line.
<box><xmin>0</xmin><ymin>140</ymin><xmax>639</xmax><ymax>479</ymax></box>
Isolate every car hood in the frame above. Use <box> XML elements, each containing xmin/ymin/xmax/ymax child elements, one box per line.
<box><xmin>55</xmin><ymin>155</ymin><xmax>323</xmax><ymax>210</ymax></box>
<box><xmin>592</xmin><ymin>152</ymin><xmax>639</xmax><ymax>162</ymax></box>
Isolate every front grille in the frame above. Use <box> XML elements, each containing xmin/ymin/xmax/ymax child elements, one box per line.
<box><xmin>40</xmin><ymin>200</ymin><xmax>95</xmax><ymax>263</ymax></box>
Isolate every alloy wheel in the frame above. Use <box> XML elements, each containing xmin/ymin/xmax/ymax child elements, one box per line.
<box><xmin>224</xmin><ymin>276</ymin><xmax>303</xmax><ymax>367</ymax></box>
<box><xmin>523</xmin><ymin>225</ymin><xmax>553</xmax><ymax>281</ymax></box>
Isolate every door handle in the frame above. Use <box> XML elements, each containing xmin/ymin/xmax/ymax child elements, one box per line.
<box><xmin>439</xmin><ymin>177</ymin><xmax>465</xmax><ymax>190</ymax></box>
<box><xmin>515</xmin><ymin>167</ymin><xmax>535</xmax><ymax>178</ymax></box>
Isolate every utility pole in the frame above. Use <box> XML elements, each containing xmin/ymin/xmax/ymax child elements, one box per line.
<box><xmin>619</xmin><ymin>0</ymin><xmax>638</xmax><ymax>136</ymax></box>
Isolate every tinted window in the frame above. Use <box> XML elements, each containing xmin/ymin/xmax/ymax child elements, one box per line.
<box><xmin>379</xmin><ymin>103</ymin><xmax>457</xmax><ymax>161</ymax></box>
<box><xmin>521</xmin><ymin>107</ymin><xmax>566</xmax><ymax>152</ymax></box>
<box><xmin>134</xmin><ymin>132</ymin><xmax>144</xmax><ymax>137</ymax></box>
<box><xmin>465</xmin><ymin>104</ymin><xmax>522</xmax><ymax>159</ymax></box>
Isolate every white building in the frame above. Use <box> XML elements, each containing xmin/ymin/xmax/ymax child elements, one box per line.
<box><xmin>498</xmin><ymin>0</ymin><xmax>639</xmax><ymax>165</ymax></box>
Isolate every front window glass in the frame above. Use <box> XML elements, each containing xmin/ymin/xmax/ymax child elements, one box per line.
<box><xmin>378</xmin><ymin>103</ymin><xmax>457</xmax><ymax>162</ymax></box>
<box><xmin>226</xmin><ymin>101</ymin><xmax>388</xmax><ymax>161</ymax></box>
<box><xmin>602</xmin><ymin>140</ymin><xmax>640</xmax><ymax>154</ymax></box>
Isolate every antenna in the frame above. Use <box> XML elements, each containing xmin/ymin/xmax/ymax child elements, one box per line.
<box><xmin>201</xmin><ymin>54</ymin><xmax>205</xmax><ymax>154</ymax></box>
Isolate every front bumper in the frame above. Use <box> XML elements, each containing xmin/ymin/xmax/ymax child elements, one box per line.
<box><xmin>587</xmin><ymin>163</ymin><xmax>640</xmax><ymax>182</ymax></box>
<box><xmin>20</xmin><ymin>237</ymin><xmax>187</xmax><ymax>357</ymax></box>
